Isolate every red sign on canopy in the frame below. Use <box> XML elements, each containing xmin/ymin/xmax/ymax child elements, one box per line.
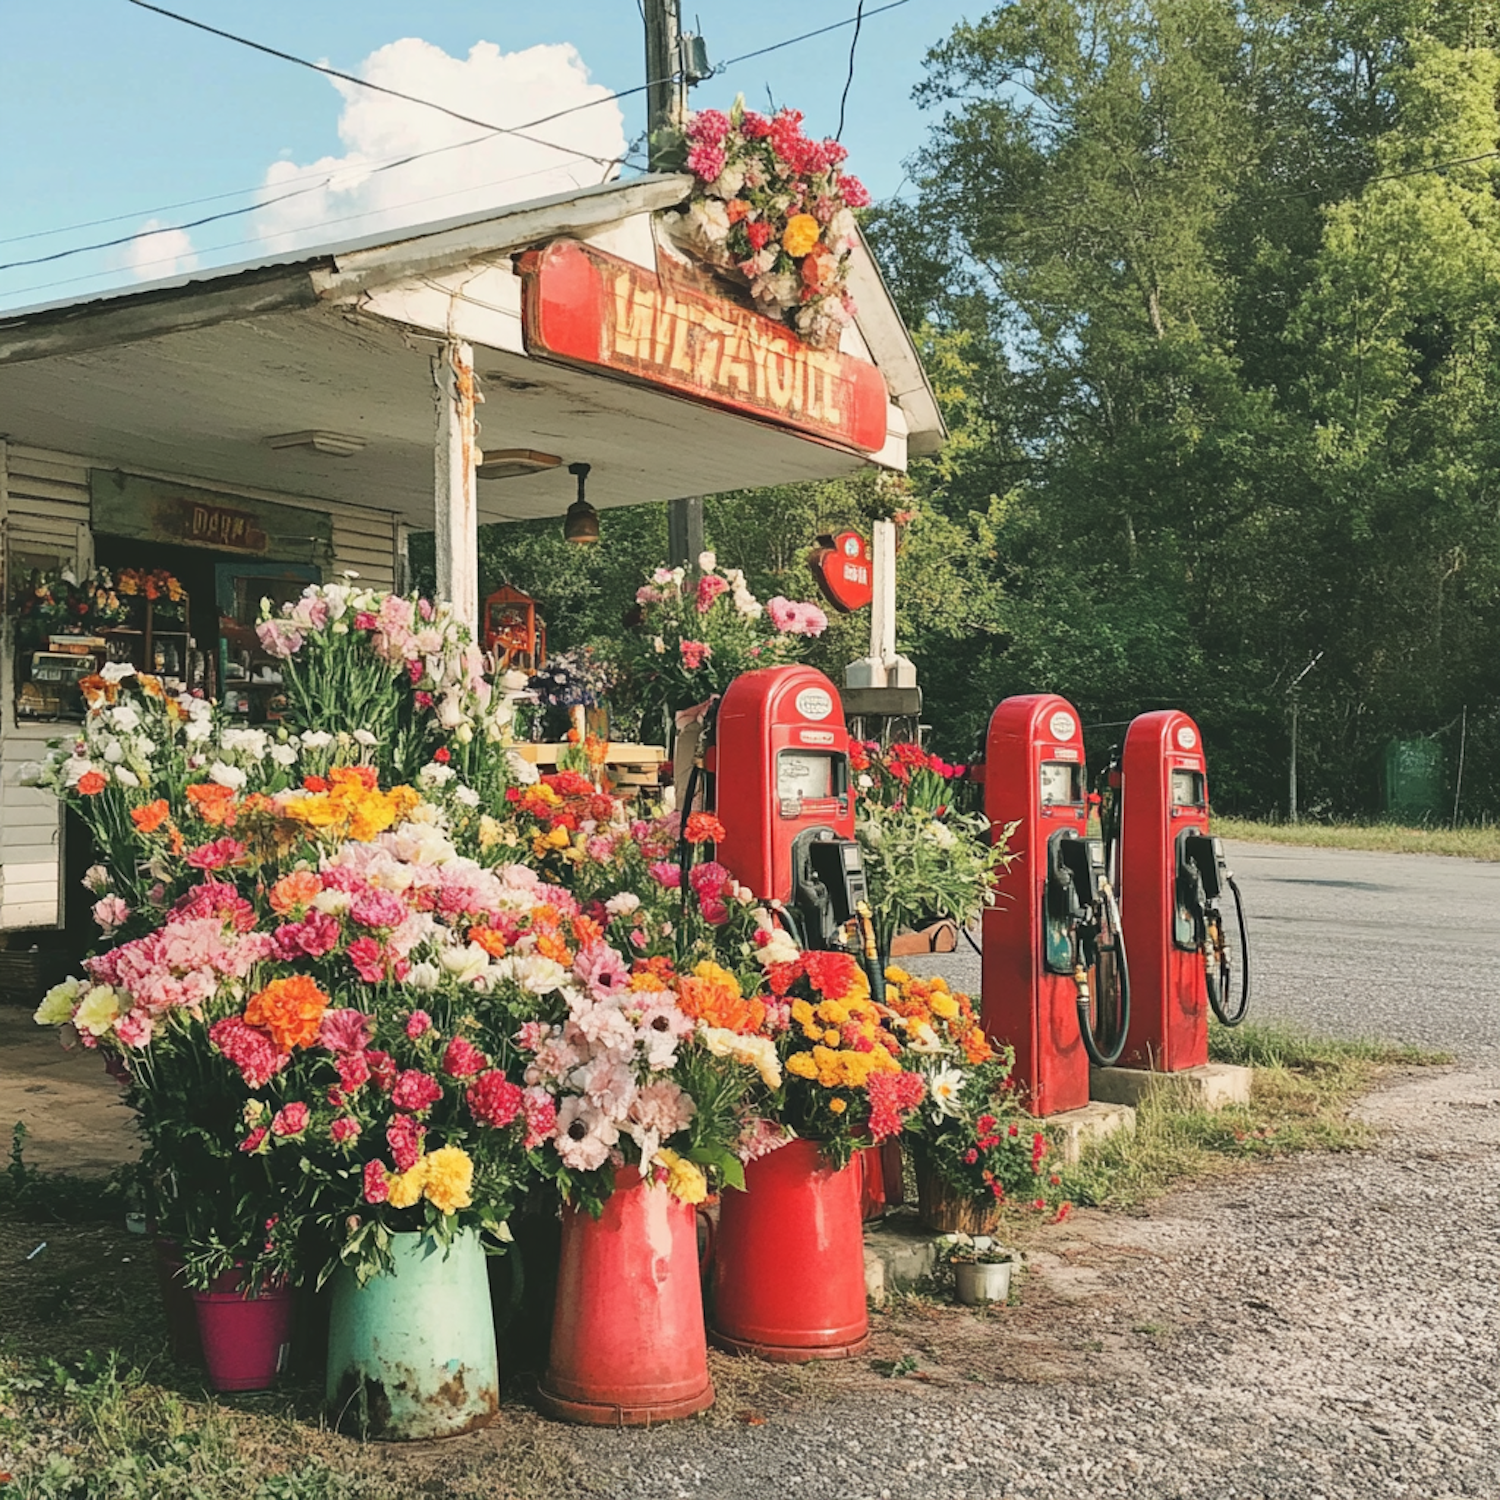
<box><xmin>517</xmin><ymin>240</ymin><xmax>890</xmax><ymax>455</ymax></box>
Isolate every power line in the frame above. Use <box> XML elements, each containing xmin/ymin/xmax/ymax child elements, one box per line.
<box><xmin>3</xmin><ymin>0</ymin><xmax>911</xmax><ymax>283</ymax></box>
<box><xmin>835</xmin><ymin>0</ymin><xmax>867</xmax><ymax>141</ymax></box>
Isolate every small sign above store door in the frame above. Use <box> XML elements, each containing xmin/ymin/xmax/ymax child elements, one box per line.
<box><xmin>90</xmin><ymin>471</ymin><xmax>333</xmax><ymax>568</ymax></box>
<box><xmin>517</xmin><ymin>240</ymin><xmax>890</xmax><ymax>455</ymax></box>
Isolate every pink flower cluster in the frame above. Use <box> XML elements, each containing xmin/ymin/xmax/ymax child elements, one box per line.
<box><xmin>766</xmin><ymin>596</ymin><xmax>829</xmax><ymax>638</ymax></box>
<box><xmin>679</xmin><ymin>639</ymin><xmax>712</xmax><ymax>670</ymax></box>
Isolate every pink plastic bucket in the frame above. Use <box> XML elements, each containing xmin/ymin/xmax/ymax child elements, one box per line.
<box><xmin>191</xmin><ymin>1269</ymin><xmax>295</xmax><ymax>1392</ymax></box>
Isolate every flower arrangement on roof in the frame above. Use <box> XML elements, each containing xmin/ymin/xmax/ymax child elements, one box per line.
<box><xmin>660</xmin><ymin>98</ymin><xmax>870</xmax><ymax>349</ymax></box>
<box><xmin>618</xmin><ymin>551</ymin><xmax>828</xmax><ymax>716</ymax></box>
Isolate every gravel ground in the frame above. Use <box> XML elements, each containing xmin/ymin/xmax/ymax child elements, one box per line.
<box><xmin>554</xmin><ymin>1061</ymin><xmax>1500</xmax><ymax>1500</ymax></box>
<box><xmin>546</xmin><ymin>841</ymin><xmax>1500</xmax><ymax>1499</ymax></box>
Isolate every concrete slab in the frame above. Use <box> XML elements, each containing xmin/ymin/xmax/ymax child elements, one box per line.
<box><xmin>1041</xmin><ymin>1100</ymin><xmax>1136</xmax><ymax>1166</ymax></box>
<box><xmin>863</xmin><ymin>1207</ymin><xmax>943</xmax><ymax>1304</ymax></box>
<box><xmin>1090</xmin><ymin>1062</ymin><xmax>1253</xmax><ymax>1111</ymax></box>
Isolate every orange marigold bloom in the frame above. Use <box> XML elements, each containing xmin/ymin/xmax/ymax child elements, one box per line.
<box><xmin>468</xmin><ymin>925</ymin><xmax>509</xmax><ymax>958</ymax></box>
<box><xmin>328</xmin><ymin>766</ymin><xmax>379</xmax><ymax>792</ymax></box>
<box><xmin>77</xmin><ymin>770</ymin><xmax>108</xmax><ymax>796</ymax></box>
<box><xmin>186</xmin><ymin>782</ymin><xmax>237</xmax><ymax>827</ymax></box>
<box><xmin>535</xmin><ymin>931</ymin><xmax>574</xmax><ymax>967</ymax></box>
<box><xmin>962</xmin><ymin>1027</ymin><xmax>994</xmax><ymax>1065</ymax></box>
<box><xmin>571</xmin><ymin>915</ymin><xmax>604</xmax><ymax>948</ymax></box>
<box><xmin>131</xmin><ymin>799</ymin><xmax>171</xmax><ymax>833</ymax></box>
<box><xmin>244</xmin><ymin>975</ymin><xmax>330</xmax><ymax>1053</ymax></box>
<box><xmin>269</xmin><ymin>870</ymin><xmax>323</xmax><ymax>915</ymax></box>
<box><xmin>683</xmin><ymin>812</ymin><xmax>727</xmax><ymax>845</ymax></box>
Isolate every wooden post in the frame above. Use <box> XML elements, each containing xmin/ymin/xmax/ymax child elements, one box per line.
<box><xmin>435</xmin><ymin>339</ymin><xmax>479</xmax><ymax>628</ymax></box>
<box><xmin>643</xmin><ymin>0</ymin><xmax>686</xmax><ymax>166</ymax></box>
<box><xmin>667</xmin><ymin>496</ymin><xmax>705</xmax><ymax>570</ymax></box>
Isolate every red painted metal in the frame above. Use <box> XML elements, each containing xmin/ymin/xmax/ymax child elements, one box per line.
<box><xmin>709</xmin><ymin>1139</ymin><xmax>869</xmax><ymax>1362</ymax></box>
<box><xmin>808</xmin><ymin>531</ymin><xmax>875</xmax><ymax>613</ymax></box>
<box><xmin>709</xmin><ymin>665</ymin><xmax>853</xmax><ymax>907</ymax></box>
<box><xmin>980</xmin><ymin>694</ymin><xmax>1091</xmax><ymax>1116</ymax></box>
<box><xmin>536</xmin><ymin>1167</ymin><xmax>715</xmax><ymax>1425</ymax></box>
<box><xmin>1116</xmin><ymin>710</ymin><xmax>1211</xmax><ymax>1072</ymax></box>
<box><xmin>518</xmin><ymin>240</ymin><xmax>890</xmax><ymax>455</ymax></box>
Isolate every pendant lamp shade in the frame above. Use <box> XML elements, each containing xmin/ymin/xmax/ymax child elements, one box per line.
<box><xmin>564</xmin><ymin>462</ymin><xmax>600</xmax><ymax>544</ymax></box>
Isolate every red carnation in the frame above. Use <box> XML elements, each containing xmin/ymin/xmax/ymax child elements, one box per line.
<box><xmin>392</xmin><ymin>1068</ymin><xmax>442</xmax><ymax>1114</ymax></box>
<box><xmin>466</xmin><ymin>1071</ymin><xmax>524</xmax><ymax>1129</ymax></box>
<box><xmin>362</xmin><ymin>1159</ymin><xmax>390</xmax><ymax>1204</ymax></box>
<box><xmin>442</xmin><ymin>1035</ymin><xmax>490</xmax><ymax>1079</ymax></box>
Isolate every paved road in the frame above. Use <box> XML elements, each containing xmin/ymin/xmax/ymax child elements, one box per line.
<box><xmin>906</xmin><ymin>840</ymin><xmax>1500</xmax><ymax>1058</ymax></box>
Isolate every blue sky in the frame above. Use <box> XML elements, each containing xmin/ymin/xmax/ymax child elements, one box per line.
<box><xmin>0</xmin><ymin>0</ymin><xmax>977</xmax><ymax>311</ymax></box>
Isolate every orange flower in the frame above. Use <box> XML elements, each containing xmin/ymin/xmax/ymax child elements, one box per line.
<box><xmin>571</xmin><ymin>915</ymin><xmax>604</xmax><ymax>947</ymax></box>
<box><xmin>269</xmin><ymin>870</ymin><xmax>323</xmax><ymax>915</ymax></box>
<box><xmin>77</xmin><ymin>770</ymin><xmax>108</xmax><ymax>796</ymax></box>
<box><xmin>535</xmin><ymin>930</ymin><xmax>574</xmax><ymax>967</ymax></box>
<box><xmin>78</xmin><ymin>674</ymin><xmax>115</xmax><ymax>707</ymax></box>
<box><xmin>683</xmin><ymin>812</ymin><xmax>727</xmax><ymax>845</ymax></box>
<box><xmin>676</xmin><ymin>962</ymin><xmax>766</xmax><ymax>1035</ymax></box>
<box><xmin>468</xmin><ymin>925</ymin><xmax>509</xmax><ymax>958</ymax></box>
<box><xmin>244</xmin><ymin>975</ymin><xmax>330</xmax><ymax>1052</ymax></box>
<box><xmin>328</xmin><ymin>766</ymin><xmax>379</xmax><ymax>792</ymax></box>
<box><xmin>186</xmin><ymin>782</ymin><xmax>237</xmax><ymax>827</ymax></box>
<box><xmin>131</xmin><ymin>799</ymin><xmax>170</xmax><ymax>833</ymax></box>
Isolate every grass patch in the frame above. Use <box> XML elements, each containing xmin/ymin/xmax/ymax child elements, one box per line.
<box><xmin>1215</xmin><ymin>815</ymin><xmax>1500</xmax><ymax>861</ymax></box>
<box><xmin>1055</xmin><ymin>1021</ymin><xmax>1450</xmax><ymax>1212</ymax></box>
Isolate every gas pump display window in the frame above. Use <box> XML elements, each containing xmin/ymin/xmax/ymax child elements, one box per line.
<box><xmin>1171</xmin><ymin>769</ymin><xmax>1205</xmax><ymax>807</ymax></box>
<box><xmin>1039</xmin><ymin>761</ymin><xmax>1084</xmax><ymax>806</ymax></box>
<box><xmin>776</xmin><ymin>751</ymin><xmax>847</xmax><ymax>803</ymax></box>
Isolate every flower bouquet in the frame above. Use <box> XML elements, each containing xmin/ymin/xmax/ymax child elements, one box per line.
<box><xmin>882</xmin><ymin>966</ymin><xmax>1070</xmax><ymax>1231</ymax></box>
<box><xmin>659</xmin><ymin>99</ymin><xmax>871</xmax><ymax>348</ymax></box>
<box><xmin>619</xmin><ymin>552</ymin><xmax>828</xmax><ymax>718</ymax></box>
<box><xmin>852</xmin><ymin>740</ymin><xmax>1014</xmax><ymax>959</ymax></box>
<box><xmin>116</xmin><ymin>567</ymin><xmax>188</xmax><ymax>622</ymax></box>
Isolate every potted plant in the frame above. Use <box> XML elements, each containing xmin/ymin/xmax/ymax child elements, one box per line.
<box><xmin>942</xmin><ymin>1232</ymin><xmax>1017</xmax><ymax>1307</ymax></box>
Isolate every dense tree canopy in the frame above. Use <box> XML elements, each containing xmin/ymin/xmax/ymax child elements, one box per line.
<box><xmin>455</xmin><ymin>0</ymin><xmax>1500</xmax><ymax>821</ymax></box>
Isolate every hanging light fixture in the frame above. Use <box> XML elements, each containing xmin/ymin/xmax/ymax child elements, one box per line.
<box><xmin>563</xmin><ymin>462</ymin><xmax>600</xmax><ymax>544</ymax></box>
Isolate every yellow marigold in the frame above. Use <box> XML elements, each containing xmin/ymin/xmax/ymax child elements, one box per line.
<box><xmin>930</xmin><ymin>976</ymin><xmax>950</xmax><ymax>993</ymax></box>
<box><xmin>283</xmin><ymin>794</ymin><xmax>340</xmax><ymax>829</ymax></box>
<box><xmin>422</xmin><ymin>1146</ymin><xmax>474</xmax><ymax>1215</ymax></box>
<box><xmin>386</xmin><ymin>1162</ymin><xmax>426</xmax><ymax>1210</ymax></box>
<box><xmin>782</xmin><ymin>213</ymin><xmax>821</xmax><ymax>258</ymax></box>
<box><xmin>828</xmin><ymin>1097</ymin><xmax>848</xmax><ymax>1115</ymax></box>
<box><xmin>930</xmin><ymin>994</ymin><xmax>960</xmax><ymax>1021</ymax></box>
<box><xmin>815</xmin><ymin>1000</ymin><xmax>849</xmax><ymax>1026</ymax></box>
<box><xmin>823</xmin><ymin>1028</ymin><xmax>842</xmax><ymax>1046</ymax></box>
<box><xmin>884</xmin><ymin>966</ymin><xmax>912</xmax><ymax>985</ymax></box>
<box><xmin>786</xmin><ymin>1052</ymin><xmax>819</xmax><ymax>1080</ymax></box>
<box><xmin>790</xmin><ymin>999</ymin><xmax>815</xmax><ymax>1026</ymax></box>
<box><xmin>655</xmin><ymin>1148</ymin><xmax>708</xmax><ymax>1206</ymax></box>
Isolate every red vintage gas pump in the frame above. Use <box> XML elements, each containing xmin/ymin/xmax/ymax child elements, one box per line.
<box><xmin>1110</xmin><ymin>711</ymin><xmax>1249</xmax><ymax>1071</ymax></box>
<box><xmin>705</xmin><ymin>665</ymin><xmax>869</xmax><ymax>951</ymax></box>
<box><xmin>979</xmin><ymin>695</ymin><xmax>1130</xmax><ymax>1115</ymax></box>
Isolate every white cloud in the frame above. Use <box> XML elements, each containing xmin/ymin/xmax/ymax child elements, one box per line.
<box><xmin>124</xmin><ymin>218</ymin><xmax>200</xmax><ymax>281</ymax></box>
<box><xmin>254</xmin><ymin>37</ymin><xmax>628</xmax><ymax>256</ymax></box>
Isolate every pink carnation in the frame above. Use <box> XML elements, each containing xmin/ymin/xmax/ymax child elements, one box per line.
<box><xmin>574</xmin><ymin>942</ymin><xmax>631</xmax><ymax>1000</ymax></box>
<box><xmin>405</xmin><ymin>1009</ymin><xmax>434</xmax><ymax>1040</ymax></box>
<box><xmin>695</xmin><ymin>574</ymin><xmax>728</xmax><ymax>613</ymax></box>
<box><xmin>347</xmin><ymin>936</ymin><xmax>387</xmax><ymax>983</ymax></box>
<box><xmin>441</xmin><ymin>1035</ymin><xmax>490</xmax><ymax>1078</ymax></box>
<box><xmin>92</xmin><ymin>895</ymin><xmax>130</xmax><ymax>933</ymax></box>
<box><xmin>352</xmin><ymin>889</ymin><xmax>408</xmax><ymax>930</ymax></box>
<box><xmin>386</xmin><ymin>1114</ymin><xmax>425</xmax><ymax>1172</ymax></box>
<box><xmin>362</xmin><ymin>1159</ymin><xmax>390</xmax><ymax>1203</ymax></box>
<box><xmin>209</xmin><ymin>1017</ymin><xmax>288</xmax><ymax>1089</ymax></box>
<box><xmin>271</xmin><ymin>1102</ymin><xmax>309</xmax><ymax>1137</ymax></box>
<box><xmin>336</xmin><ymin>1050</ymin><xmax>371</xmax><ymax>1092</ymax></box>
<box><xmin>273</xmin><ymin>911</ymin><xmax>341</xmax><ymax>960</ymax></box>
<box><xmin>838</xmin><ymin>173</ymin><xmax>871</xmax><ymax>208</ymax></box>
<box><xmin>467</xmin><ymin>1071</ymin><xmax>524</xmax><ymax>1129</ymax></box>
<box><xmin>679</xmin><ymin>639</ymin><xmax>712</xmax><ymax>670</ymax></box>
<box><xmin>687</xmin><ymin>108</ymin><xmax>731</xmax><ymax>143</ymax></box>
<box><xmin>330</xmin><ymin>1116</ymin><xmax>361</xmax><ymax>1145</ymax></box>
<box><xmin>319</xmin><ymin>1008</ymin><xmax>373</xmax><ymax>1054</ymax></box>
<box><xmin>392</xmin><ymin>1069</ymin><xmax>442</xmax><ymax>1114</ymax></box>
<box><xmin>239</xmin><ymin>1126</ymin><xmax>268</xmax><ymax>1154</ymax></box>
<box><xmin>648</xmin><ymin>861</ymin><xmax>681</xmax><ymax>890</ymax></box>
<box><xmin>186</xmin><ymin>837</ymin><xmax>247</xmax><ymax>872</ymax></box>
<box><xmin>686</xmin><ymin>141</ymin><xmax>727</xmax><ymax>182</ymax></box>
<box><xmin>521</xmin><ymin>1088</ymin><xmax>557</xmax><ymax>1149</ymax></box>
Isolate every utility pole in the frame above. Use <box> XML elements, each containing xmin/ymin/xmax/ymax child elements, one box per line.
<box><xmin>1287</xmin><ymin>650</ymin><xmax>1323</xmax><ymax>824</ymax></box>
<box><xmin>644</xmin><ymin>0</ymin><xmax>704</xmax><ymax>568</ymax></box>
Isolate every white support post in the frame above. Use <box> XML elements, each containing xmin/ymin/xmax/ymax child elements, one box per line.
<box><xmin>434</xmin><ymin>339</ymin><xmax>480</xmax><ymax>629</ymax></box>
<box><xmin>870</xmin><ymin>518</ymin><xmax>897</xmax><ymax>669</ymax></box>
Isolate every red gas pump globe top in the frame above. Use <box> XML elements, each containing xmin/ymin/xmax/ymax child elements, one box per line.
<box><xmin>1117</xmin><ymin>709</ymin><xmax>1211</xmax><ymax>1072</ymax></box>
<box><xmin>979</xmin><ymin>694</ymin><xmax>1093</xmax><ymax>1117</ymax></box>
<box><xmin>708</xmin><ymin>665</ymin><xmax>854</xmax><ymax>907</ymax></box>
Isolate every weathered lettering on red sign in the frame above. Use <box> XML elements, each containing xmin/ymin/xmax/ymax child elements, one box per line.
<box><xmin>518</xmin><ymin>240</ymin><xmax>890</xmax><ymax>454</ymax></box>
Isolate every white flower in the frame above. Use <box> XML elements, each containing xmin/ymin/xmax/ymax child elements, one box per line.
<box><xmin>113</xmin><ymin>766</ymin><xmax>141</xmax><ymax>788</ymax></box>
<box><xmin>100</xmin><ymin>738</ymin><xmax>124</xmax><ymax>765</ymax></box>
<box><xmin>857</xmin><ymin>773</ymin><xmax>874</xmax><ymax>790</ymax></box>
<box><xmin>697</xmin><ymin>551</ymin><xmax>717</xmax><ymax>574</ymax></box>
<box><xmin>300</xmin><ymin>730</ymin><xmax>333</xmax><ymax>751</ymax></box>
<box><xmin>220</xmin><ymin>727</ymin><xmax>269</xmax><ymax>761</ymax></box>
<box><xmin>501</xmin><ymin>670</ymin><xmax>530</xmax><ymax>692</ymax></box>
<box><xmin>923</xmin><ymin>821</ymin><xmax>956</xmax><ymax>850</ymax></box>
<box><xmin>405</xmin><ymin>961</ymin><xmax>441</xmax><ymax>992</ymax></box>
<box><xmin>353</xmin><ymin>729</ymin><xmax>378</xmax><ymax>747</ymax></box>
<box><xmin>82</xmin><ymin>864</ymin><xmax>111</xmax><ymax>893</ymax></box>
<box><xmin>906</xmin><ymin>1020</ymin><xmax>944</xmax><ymax>1055</ymax></box>
<box><xmin>34</xmin><ymin>977</ymin><xmax>83</xmax><ymax>1026</ymax></box>
<box><xmin>184</xmin><ymin>718</ymin><xmax>213</xmax><ymax>745</ymax></box>
<box><xmin>756</xmin><ymin>929</ymin><xmax>801</xmax><ymax>968</ymax></box>
<box><xmin>928</xmin><ymin>1066</ymin><xmax>964</xmax><ymax>1121</ymax></box>
<box><xmin>653</xmin><ymin>636</ymin><xmax>666</xmax><ymax>654</ymax></box>
<box><xmin>313</xmin><ymin>889</ymin><xmax>353</xmax><ymax>916</ymax></box>
<box><xmin>108</xmin><ymin>704</ymin><xmax>141</xmax><ymax>733</ymax></box>
<box><xmin>208</xmin><ymin>762</ymin><xmax>247</xmax><ymax>790</ymax></box>
<box><xmin>510</xmin><ymin>954</ymin><xmax>569</xmax><ymax>995</ymax></box>
<box><xmin>269</xmin><ymin>743</ymin><xmax>298</xmax><ymax>768</ymax></box>
<box><xmin>505</xmin><ymin>749</ymin><xmax>540</xmax><ymax>786</ymax></box>
<box><xmin>100</xmin><ymin>661</ymin><xmax>136</xmax><ymax>685</ymax></box>
<box><xmin>604</xmin><ymin>892</ymin><xmax>641</xmax><ymax>918</ymax></box>
<box><xmin>439</xmin><ymin>942</ymin><xmax>491</xmax><ymax>986</ymax></box>
<box><xmin>453</xmin><ymin>785</ymin><xmax>481</xmax><ymax>808</ymax></box>
<box><xmin>436</xmin><ymin>694</ymin><xmax>466</xmax><ymax>730</ymax></box>
<box><xmin>419</xmin><ymin>762</ymin><xmax>456</xmax><ymax>789</ymax></box>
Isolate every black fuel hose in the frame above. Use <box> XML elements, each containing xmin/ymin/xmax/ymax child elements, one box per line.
<box><xmin>1078</xmin><ymin>884</ymin><xmax>1131</xmax><ymax>1068</ymax></box>
<box><xmin>1208</xmin><ymin>873</ymin><xmax>1251</xmax><ymax>1027</ymax></box>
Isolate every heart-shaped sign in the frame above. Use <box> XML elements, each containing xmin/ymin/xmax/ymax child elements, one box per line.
<box><xmin>808</xmin><ymin>530</ymin><xmax>874</xmax><ymax>613</ymax></box>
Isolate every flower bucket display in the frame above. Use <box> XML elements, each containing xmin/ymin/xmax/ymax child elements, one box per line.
<box><xmin>537</xmin><ymin>1166</ymin><xmax>714</xmax><ymax>1426</ymax></box>
<box><xmin>326</xmin><ymin>1227</ymin><xmax>499</xmax><ymax>1441</ymax></box>
<box><xmin>191</xmin><ymin>1269</ymin><xmax>295</xmax><ymax>1393</ymax></box>
<box><xmin>915</xmin><ymin>1168</ymin><xmax>1002</xmax><ymax>1237</ymax></box>
<box><xmin>710</xmin><ymin>1139</ymin><xmax>868</xmax><ymax>1362</ymax></box>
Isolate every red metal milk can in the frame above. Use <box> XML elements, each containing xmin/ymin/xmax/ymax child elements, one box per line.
<box><xmin>709</xmin><ymin>1139</ymin><xmax>869</xmax><ymax>1362</ymax></box>
<box><xmin>536</xmin><ymin>1167</ymin><xmax>714</xmax><ymax>1425</ymax></box>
